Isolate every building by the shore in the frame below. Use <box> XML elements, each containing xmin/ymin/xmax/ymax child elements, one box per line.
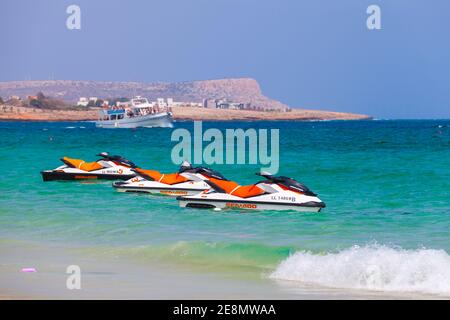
<box><xmin>203</xmin><ymin>98</ymin><xmax>251</xmax><ymax>110</ymax></box>
<box><xmin>76</xmin><ymin>97</ymin><xmax>89</xmax><ymax>107</ymax></box>
<box><xmin>76</xmin><ymin>97</ymin><xmax>99</xmax><ymax>107</ymax></box>
<box><xmin>73</xmin><ymin>95</ymin><xmax>289</xmax><ymax>112</ymax></box>
<box><xmin>75</xmin><ymin>96</ymin><xmax>199</xmax><ymax>108</ymax></box>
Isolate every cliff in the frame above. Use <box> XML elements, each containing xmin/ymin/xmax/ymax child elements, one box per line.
<box><xmin>0</xmin><ymin>78</ymin><xmax>372</xmax><ymax>121</ymax></box>
<box><xmin>0</xmin><ymin>78</ymin><xmax>288</xmax><ymax>111</ymax></box>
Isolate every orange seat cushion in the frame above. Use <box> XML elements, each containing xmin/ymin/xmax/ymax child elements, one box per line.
<box><xmin>209</xmin><ymin>178</ymin><xmax>265</xmax><ymax>198</ymax></box>
<box><xmin>209</xmin><ymin>178</ymin><xmax>239</xmax><ymax>193</ymax></box>
<box><xmin>134</xmin><ymin>168</ymin><xmax>162</xmax><ymax>181</ymax></box>
<box><xmin>231</xmin><ymin>185</ymin><xmax>265</xmax><ymax>198</ymax></box>
<box><xmin>159</xmin><ymin>173</ymin><xmax>189</xmax><ymax>185</ymax></box>
<box><xmin>62</xmin><ymin>157</ymin><xmax>103</xmax><ymax>172</ymax></box>
<box><xmin>134</xmin><ymin>168</ymin><xmax>188</xmax><ymax>185</ymax></box>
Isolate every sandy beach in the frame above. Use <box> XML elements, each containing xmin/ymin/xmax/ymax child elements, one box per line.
<box><xmin>0</xmin><ymin>239</ymin><xmax>436</xmax><ymax>300</ymax></box>
<box><xmin>172</xmin><ymin>107</ymin><xmax>370</xmax><ymax>121</ymax></box>
<box><xmin>0</xmin><ymin>105</ymin><xmax>370</xmax><ymax>122</ymax></box>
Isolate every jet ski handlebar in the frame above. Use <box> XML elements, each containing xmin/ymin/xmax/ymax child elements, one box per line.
<box><xmin>96</xmin><ymin>153</ymin><xmax>137</xmax><ymax>168</ymax></box>
<box><xmin>181</xmin><ymin>166</ymin><xmax>228</xmax><ymax>181</ymax></box>
<box><xmin>255</xmin><ymin>172</ymin><xmax>317</xmax><ymax>196</ymax></box>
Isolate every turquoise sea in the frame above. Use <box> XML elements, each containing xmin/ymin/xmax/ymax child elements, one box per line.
<box><xmin>0</xmin><ymin>120</ymin><xmax>449</xmax><ymax>298</ymax></box>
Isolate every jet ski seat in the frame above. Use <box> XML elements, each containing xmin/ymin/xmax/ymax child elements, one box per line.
<box><xmin>61</xmin><ymin>157</ymin><xmax>104</xmax><ymax>172</ymax></box>
<box><xmin>209</xmin><ymin>177</ymin><xmax>265</xmax><ymax>198</ymax></box>
<box><xmin>134</xmin><ymin>168</ymin><xmax>189</xmax><ymax>185</ymax></box>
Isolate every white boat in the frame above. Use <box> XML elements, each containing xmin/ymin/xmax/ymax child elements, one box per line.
<box><xmin>95</xmin><ymin>96</ymin><xmax>173</xmax><ymax>128</ymax></box>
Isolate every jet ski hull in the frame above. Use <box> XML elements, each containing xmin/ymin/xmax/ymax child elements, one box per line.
<box><xmin>41</xmin><ymin>170</ymin><xmax>135</xmax><ymax>182</ymax></box>
<box><xmin>112</xmin><ymin>181</ymin><xmax>207</xmax><ymax>196</ymax></box>
<box><xmin>177</xmin><ymin>197</ymin><xmax>325</xmax><ymax>212</ymax></box>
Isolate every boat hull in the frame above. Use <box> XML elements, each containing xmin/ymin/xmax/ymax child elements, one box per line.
<box><xmin>95</xmin><ymin>112</ymin><xmax>173</xmax><ymax>129</ymax></box>
<box><xmin>177</xmin><ymin>197</ymin><xmax>325</xmax><ymax>212</ymax></box>
<box><xmin>112</xmin><ymin>181</ymin><xmax>205</xmax><ymax>196</ymax></box>
<box><xmin>41</xmin><ymin>171</ymin><xmax>135</xmax><ymax>182</ymax></box>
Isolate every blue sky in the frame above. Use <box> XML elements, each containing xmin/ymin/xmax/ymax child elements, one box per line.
<box><xmin>1</xmin><ymin>0</ymin><xmax>449</xmax><ymax>118</ymax></box>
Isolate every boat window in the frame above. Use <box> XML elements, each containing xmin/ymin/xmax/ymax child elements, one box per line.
<box><xmin>110</xmin><ymin>115</ymin><xmax>117</xmax><ymax>120</ymax></box>
<box><xmin>118</xmin><ymin>114</ymin><xmax>124</xmax><ymax>119</ymax></box>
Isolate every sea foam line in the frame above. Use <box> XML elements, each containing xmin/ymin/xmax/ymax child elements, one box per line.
<box><xmin>270</xmin><ymin>244</ymin><xmax>450</xmax><ymax>296</ymax></box>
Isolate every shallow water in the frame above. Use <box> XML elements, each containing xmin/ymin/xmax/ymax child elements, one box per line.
<box><xmin>0</xmin><ymin>120</ymin><xmax>449</xmax><ymax>298</ymax></box>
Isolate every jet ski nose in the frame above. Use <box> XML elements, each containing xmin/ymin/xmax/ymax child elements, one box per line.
<box><xmin>112</xmin><ymin>181</ymin><xmax>127</xmax><ymax>187</ymax></box>
<box><xmin>302</xmin><ymin>201</ymin><xmax>326</xmax><ymax>208</ymax></box>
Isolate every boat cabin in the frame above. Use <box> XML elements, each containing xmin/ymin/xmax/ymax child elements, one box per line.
<box><xmin>98</xmin><ymin>96</ymin><xmax>160</xmax><ymax>121</ymax></box>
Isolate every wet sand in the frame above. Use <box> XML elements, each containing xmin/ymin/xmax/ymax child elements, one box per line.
<box><xmin>0</xmin><ymin>240</ymin><xmax>435</xmax><ymax>300</ymax></box>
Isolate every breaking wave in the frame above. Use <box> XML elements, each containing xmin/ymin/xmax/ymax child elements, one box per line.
<box><xmin>81</xmin><ymin>241</ymin><xmax>293</xmax><ymax>274</ymax></box>
<box><xmin>270</xmin><ymin>244</ymin><xmax>450</xmax><ymax>295</ymax></box>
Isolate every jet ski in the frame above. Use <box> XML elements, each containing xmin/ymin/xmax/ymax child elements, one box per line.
<box><xmin>177</xmin><ymin>172</ymin><xmax>326</xmax><ymax>212</ymax></box>
<box><xmin>41</xmin><ymin>152</ymin><xmax>138</xmax><ymax>181</ymax></box>
<box><xmin>112</xmin><ymin>161</ymin><xmax>228</xmax><ymax>196</ymax></box>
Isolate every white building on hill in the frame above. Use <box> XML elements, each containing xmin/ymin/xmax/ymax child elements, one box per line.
<box><xmin>77</xmin><ymin>97</ymin><xmax>89</xmax><ymax>107</ymax></box>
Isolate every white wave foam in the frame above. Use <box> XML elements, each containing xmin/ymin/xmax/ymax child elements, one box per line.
<box><xmin>270</xmin><ymin>245</ymin><xmax>450</xmax><ymax>295</ymax></box>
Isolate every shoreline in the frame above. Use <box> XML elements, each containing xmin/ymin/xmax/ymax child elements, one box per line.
<box><xmin>0</xmin><ymin>105</ymin><xmax>371</xmax><ymax>122</ymax></box>
<box><xmin>0</xmin><ymin>239</ymin><xmax>437</xmax><ymax>300</ymax></box>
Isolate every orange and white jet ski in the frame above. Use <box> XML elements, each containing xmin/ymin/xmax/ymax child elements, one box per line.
<box><xmin>112</xmin><ymin>161</ymin><xmax>228</xmax><ymax>196</ymax></box>
<box><xmin>41</xmin><ymin>152</ymin><xmax>137</xmax><ymax>181</ymax></box>
<box><xmin>177</xmin><ymin>172</ymin><xmax>326</xmax><ymax>212</ymax></box>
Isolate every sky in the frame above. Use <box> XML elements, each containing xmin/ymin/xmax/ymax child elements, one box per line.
<box><xmin>0</xmin><ymin>0</ymin><xmax>449</xmax><ymax>119</ymax></box>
